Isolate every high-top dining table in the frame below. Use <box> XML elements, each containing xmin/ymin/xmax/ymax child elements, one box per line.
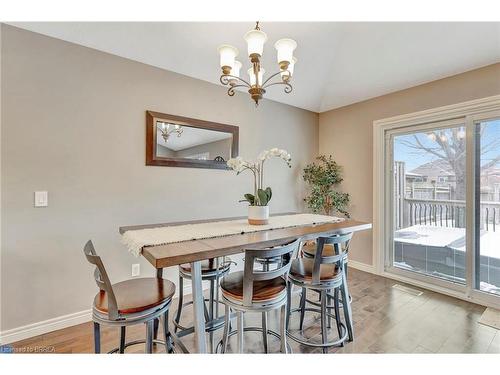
<box><xmin>119</xmin><ymin>215</ymin><xmax>371</xmax><ymax>353</ymax></box>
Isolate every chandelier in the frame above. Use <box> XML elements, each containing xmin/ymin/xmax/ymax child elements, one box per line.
<box><xmin>218</xmin><ymin>22</ymin><xmax>297</xmax><ymax>106</ymax></box>
<box><xmin>158</xmin><ymin>122</ymin><xmax>183</xmax><ymax>143</ymax></box>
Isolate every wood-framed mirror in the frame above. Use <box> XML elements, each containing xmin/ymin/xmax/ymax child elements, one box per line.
<box><xmin>146</xmin><ymin>111</ymin><xmax>239</xmax><ymax>170</ymax></box>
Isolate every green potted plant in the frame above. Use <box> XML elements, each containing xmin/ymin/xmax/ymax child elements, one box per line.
<box><xmin>227</xmin><ymin>148</ymin><xmax>291</xmax><ymax>225</ymax></box>
<box><xmin>303</xmin><ymin>155</ymin><xmax>350</xmax><ymax>217</ymax></box>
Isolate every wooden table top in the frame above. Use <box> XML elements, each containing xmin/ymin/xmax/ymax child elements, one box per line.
<box><xmin>120</xmin><ymin>216</ymin><xmax>372</xmax><ymax>269</ymax></box>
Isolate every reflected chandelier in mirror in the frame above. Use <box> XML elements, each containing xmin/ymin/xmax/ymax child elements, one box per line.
<box><xmin>146</xmin><ymin>111</ymin><xmax>239</xmax><ymax>170</ymax></box>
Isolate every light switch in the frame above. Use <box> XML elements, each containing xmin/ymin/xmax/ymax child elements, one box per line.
<box><xmin>34</xmin><ymin>191</ymin><xmax>48</xmax><ymax>207</ymax></box>
<box><xmin>131</xmin><ymin>264</ymin><xmax>140</xmax><ymax>277</ymax></box>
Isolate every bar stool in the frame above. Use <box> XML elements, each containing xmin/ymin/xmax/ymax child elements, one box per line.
<box><xmin>301</xmin><ymin>240</ymin><xmax>349</xmax><ymax>280</ymax></box>
<box><xmin>173</xmin><ymin>257</ymin><xmax>233</xmax><ymax>351</ymax></box>
<box><xmin>255</xmin><ymin>256</ymin><xmax>283</xmax><ymax>353</ymax></box>
<box><xmin>299</xmin><ymin>237</ymin><xmax>352</xmax><ymax>329</ymax></box>
<box><xmin>83</xmin><ymin>240</ymin><xmax>176</xmax><ymax>354</ymax></box>
<box><xmin>286</xmin><ymin>233</ymin><xmax>353</xmax><ymax>353</ymax></box>
<box><xmin>217</xmin><ymin>239</ymin><xmax>300</xmax><ymax>353</ymax></box>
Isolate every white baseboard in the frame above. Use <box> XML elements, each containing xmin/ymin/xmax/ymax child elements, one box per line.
<box><xmin>0</xmin><ymin>309</ymin><xmax>92</xmax><ymax>345</ymax></box>
<box><xmin>348</xmin><ymin>260</ymin><xmax>376</xmax><ymax>274</ymax></box>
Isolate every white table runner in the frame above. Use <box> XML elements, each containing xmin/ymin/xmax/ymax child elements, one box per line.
<box><xmin>122</xmin><ymin>213</ymin><xmax>344</xmax><ymax>257</ymax></box>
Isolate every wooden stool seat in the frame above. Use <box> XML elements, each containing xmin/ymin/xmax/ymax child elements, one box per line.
<box><xmin>179</xmin><ymin>258</ymin><xmax>229</xmax><ymax>273</ymax></box>
<box><xmin>289</xmin><ymin>258</ymin><xmax>342</xmax><ymax>282</ymax></box>
<box><xmin>302</xmin><ymin>243</ymin><xmax>335</xmax><ymax>257</ymax></box>
<box><xmin>94</xmin><ymin>277</ymin><xmax>175</xmax><ymax>315</ymax></box>
<box><xmin>220</xmin><ymin>271</ymin><xmax>286</xmax><ymax>302</ymax></box>
<box><xmin>302</xmin><ymin>243</ymin><xmax>348</xmax><ymax>260</ymax></box>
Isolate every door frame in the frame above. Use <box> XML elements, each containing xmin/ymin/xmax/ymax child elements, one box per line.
<box><xmin>373</xmin><ymin>95</ymin><xmax>500</xmax><ymax>308</ymax></box>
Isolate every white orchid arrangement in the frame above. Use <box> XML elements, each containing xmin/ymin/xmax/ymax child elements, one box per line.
<box><xmin>227</xmin><ymin>148</ymin><xmax>292</xmax><ymax>206</ymax></box>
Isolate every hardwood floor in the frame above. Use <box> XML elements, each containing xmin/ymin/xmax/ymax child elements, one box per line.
<box><xmin>7</xmin><ymin>269</ymin><xmax>500</xmax><ymax>353</ymax></box>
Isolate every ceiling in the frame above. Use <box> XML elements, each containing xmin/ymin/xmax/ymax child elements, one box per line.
<box><xmin>10</xmin><ymin>22</ymin><xmax>500</xmax><ymax>113</ymax></box>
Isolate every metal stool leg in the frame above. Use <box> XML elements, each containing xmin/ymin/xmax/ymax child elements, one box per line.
<box><xmin>286</xmin><ymin>281</ymin><xmax>292</xmax><ymax>330</ymax></box>
<box><xmin>119</xmin><ymin>326</ymin><xmax>126</xmax><ymax>353</ymax></box>
<box><xmin>163</xmin><ymin>311</ymin><xmax>174</xmax><ymax>353</ymax></box>
<box><xmin>146</xmin><ymin>320</ymin><xmax>154</xmax><ymax>354</ymax></box>
<box><xmin>327</xmin><ymin>290</ymin><xmax>332</xmax><ymax>329</ymax></box>
<box><xmin>209</xmin><ymin>279</ymin><xmax>215</xmax><ymax>353</ymax></box>
<box><xmin>93</xmin><ymin>322</ymin><xmax>101</xmax><ymax>354</ymax></box>
<box><xmin>262</xmin><ymin>311</ymin><xmax>269</xmax><ymax>353</ymax></box>
<box><xmin>299</xmin><ymin>287</ymin><xmax>306</xmax><ymax>331</ymax></box>
<box><xmin>204</xmin><ymin>299</ymin><xmax>210</xmax><ymax>322</ymax></box>
<box><xmin>221</xmin><ymin>303</ymin><xmax>231</xmax><ymax>353</ymax></box>
<box><xmin>333</xmin><ymin>288</ymin><xmax>344</xmax><ymax>347</ymax></box>
<box><xmin>261</xmin><ymin>261</ymin><xmax>269</xmax><ymax>353</ymax></box>
<box><xmin>320</xmin><ymin>290</ymin><xmax>328</xmax><ymax>353</ymax></box>
<box><xmin>340</xmin><ymin>271</ymin><xmax>354</xmax><ymax>341</ymax></box>
<box><xmin>153</xmin><ymin>318</ymin><xmax>159</xmax><ymax>345</ymax></box>
<box><xmin>174</xmin><ymin>274</ymin><xmax>184</xmax><ymax>333</ymax></box>
<box><xmin>237</xmin><ymin>311</ymin><xmax>244</xmax><ymax>353</ymax></box>
<box><xmin>280</xmin><ymin>303</ymin><xmax>288</xmax><ymax>354</ymax></box>
<box><xmin>215</xmin><ymin>257</ymin><xmax>221</xmax><ymax>318</ymax></box>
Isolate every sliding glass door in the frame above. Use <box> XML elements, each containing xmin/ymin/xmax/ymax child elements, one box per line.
<box><xmin>475</xmin><ymin>116</ymin><xmax>500</xmax><ymax>296</ymax></box>
<box><xmin>388</xmin><ymin>119</ymin><xmax>468</xmax><ymax>286</ymax></box>
<box><xmin>377</xmin><ymin>97</ymin><xmax>500</xmax><ymax>307</ymax></box>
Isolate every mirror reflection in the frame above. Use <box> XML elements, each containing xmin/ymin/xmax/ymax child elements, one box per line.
<box><xmin>155</xmin><ymin>120</ymin><xmax>233</xmax><ymax>162</ymax></box>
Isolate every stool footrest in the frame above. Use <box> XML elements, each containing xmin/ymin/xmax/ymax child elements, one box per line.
<box><xmin>214</xmin><ymin>326</ymin><xmax>292</xmax><ymax>354</ymax></box>
<box><xmin>286</xmin><ymin>308</ymin><xmax>348</xmax><ymax>348</ymax></box>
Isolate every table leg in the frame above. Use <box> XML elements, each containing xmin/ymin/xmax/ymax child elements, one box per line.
<box><xmin>191</xmin><ymin>260</ymin><xmax>207</xmax><ymax>353</ymax></box>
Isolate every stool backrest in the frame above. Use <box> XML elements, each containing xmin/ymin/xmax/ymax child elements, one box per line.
<box><xmin>83</xmin><ymin>240</ymin><xmax>120</xmax><ymax>320</ymax></box>
<box><xmin>242</xmin><ymin>238</ymin><xmax>300</xmax><ymax>306</ymax></box>
<box><xmin>310</xmin><ymin>233</ymin><xmax>352</xmax><ymax>284</ymax></box>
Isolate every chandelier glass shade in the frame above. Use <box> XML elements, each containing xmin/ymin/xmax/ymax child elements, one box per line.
<box><xmin>218</xmin><ymin>22</ymin><xmax>297</xmax><ymax>106</ymax></box>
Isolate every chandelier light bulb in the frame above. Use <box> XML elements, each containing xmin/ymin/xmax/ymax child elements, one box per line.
<box><xmin>274</xmin><ymin>38</ymin><xmax>297</xmax><ymax>70</ymax></box>
<box><xmin>281</xmin><ymin>57</ymin><xmax>297</xmax><ymax>81</ymax></box>
<box><xmin>218</xmin><ymin>45</ymin><xmax>239</xmax><ymax>75</ymax></box>
<box><xmin>230</xmin><ymin>61</ymin><xmax>242</xmax><ymax>86</ymax></box>
<box><xmin>244</xmin><ymin>28</ymin><xmax>267</xmax><ymax>59</ymax></box>
<box><xmin>248</xmin><ymin>67</ymin><xmax>265</xmax><ymax>87</ymax></box>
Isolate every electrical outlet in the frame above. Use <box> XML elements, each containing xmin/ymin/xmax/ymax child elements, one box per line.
<box><xmin>131</xmin><ymin>264</ymin><xmax>140</xmax><ymax>277</ymax></box>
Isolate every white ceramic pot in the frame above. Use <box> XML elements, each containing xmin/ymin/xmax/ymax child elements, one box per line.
<box><xmin>248</xmin><ymin>205</ymin><xmax>269</xmax><ymax>225</ymax></box>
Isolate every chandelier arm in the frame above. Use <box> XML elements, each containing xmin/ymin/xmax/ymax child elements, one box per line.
<box><xmin>261</xmin><ymin>81</ymin><xmax>293</xmax><ymax>94</ymax></box>
<box><xmin>220</xmin><ymin>74</ymin><xmax>252</xmax><ymax>88</ymax></box>
<box><xmin>227</xmin><ymin>84</ymin><xmax>251</xmax><ymax>97</ymax></box>
<box><xmin>261</xmin><ymin>69</ymin><xmax>291</xmax><ymax>87</ymax></box>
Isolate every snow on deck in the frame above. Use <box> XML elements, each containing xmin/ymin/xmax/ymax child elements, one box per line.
<box><xmin>395</xmin><ymin>225</ymin><xmax>500</xmax><ymax>259</ymax></box>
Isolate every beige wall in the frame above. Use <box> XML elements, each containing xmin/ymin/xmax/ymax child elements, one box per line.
<box><xmin>0</xmin><ymin>25</ymin><xmax>318</xmax><ymax>332</ymax></box>
<box><xmin>319</xmin><ymin>63</ymin><xmax>500</xmax><ymax>266</ymax></box>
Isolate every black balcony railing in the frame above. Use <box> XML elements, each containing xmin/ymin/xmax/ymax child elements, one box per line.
<box><xmin>401</xmin><ymin>198</ymin><xmax>500</xmax><ymax>231</ymax></box>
